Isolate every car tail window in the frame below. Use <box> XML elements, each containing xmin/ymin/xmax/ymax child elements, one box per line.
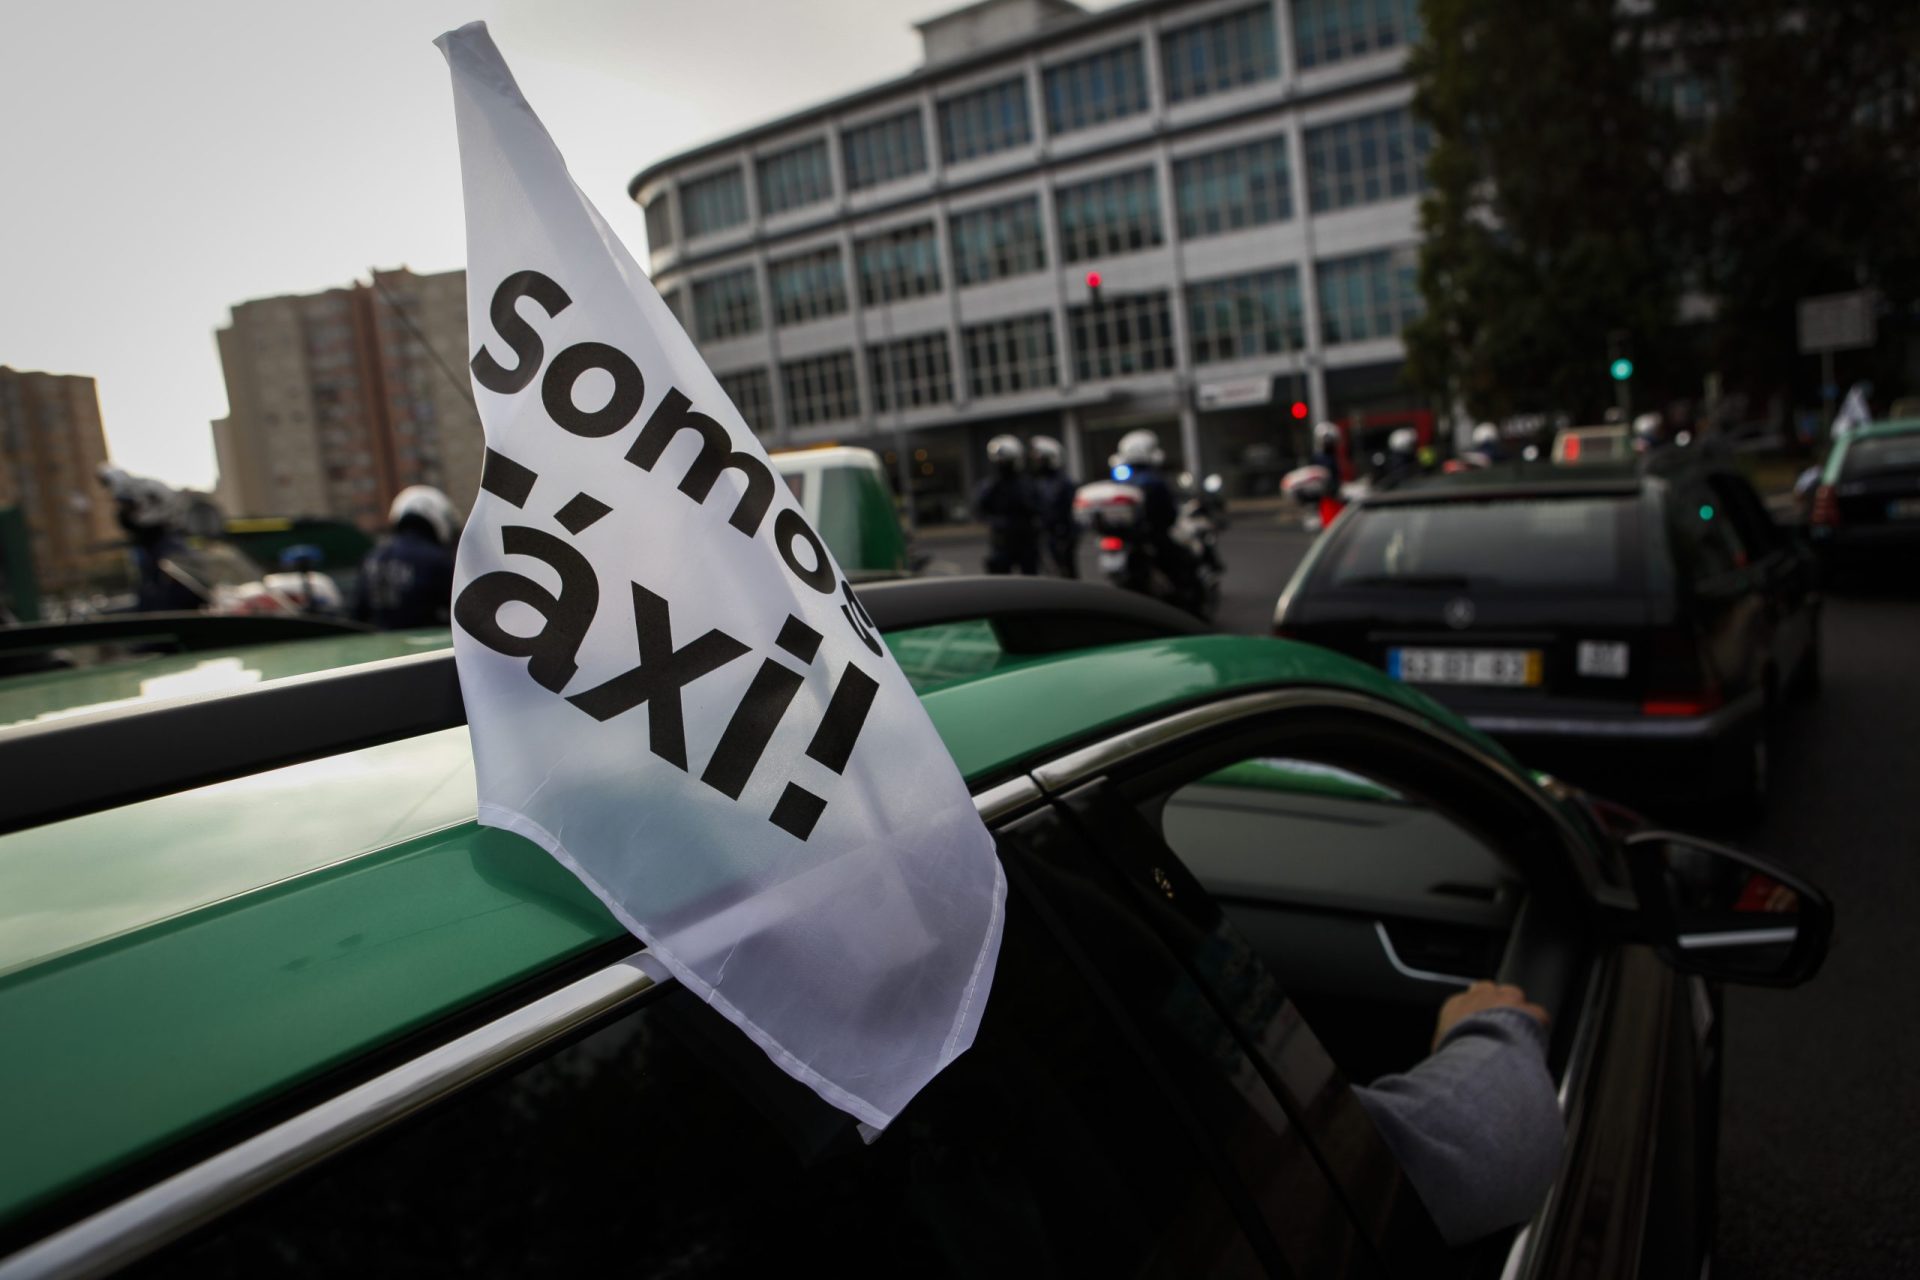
<box><xmin>139</xmin><ymin>881</ymin><xmax>1270</xmax><ymax>1278</ymax></box>
<box><xmin>886</xmin><ymin>619</ymin><xmax>1008</xmax><ymax>691</ymax></box>
<box><xmin>1840</xmin><ymin>433</ymin><xmax>1920</xmax><ymax>480</ymax></box>
<box><xmin>1322</xmin><ymin>496</ymin><xmax>1644</xmax><ymax>593</ymax></box>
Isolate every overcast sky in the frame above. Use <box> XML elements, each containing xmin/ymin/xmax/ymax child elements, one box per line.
<box><xmin>1</xmin><ymin>0</ymin><xmax>1110</xmax><ymax>491</ymax></box>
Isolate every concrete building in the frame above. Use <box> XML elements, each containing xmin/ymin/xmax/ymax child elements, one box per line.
<box><xmin>0</xmin><ymin>367</ymin><xmax>120</xmax><ymax>599</ymax></box>
<box><xmin>630</xmin><ymin>0</ymin><xmax>1428</xmax><ymax>517</ymax></box>
<box><xmin>212</xmin><ymin>268</ymin><xmax>483</xmax><ymax>531</ymax></box>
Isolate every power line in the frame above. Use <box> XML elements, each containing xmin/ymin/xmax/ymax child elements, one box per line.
<box><xmin>369</xmin><ymin>275</ymin><xmax>477</xmax><ymax>410</ymax></box>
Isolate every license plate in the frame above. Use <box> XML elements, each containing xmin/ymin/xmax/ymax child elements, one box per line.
<box><xmin>1390</xmin><ymin>648</ymin><xmax>1542</xmax><ymax>687</ymax></box>
<box><xmin>1889</xmin><ymin>498</ymin><xmax>1920</xmax><ymax>520</ymax></box>
<box><xmin>1099</xmin><ymin>550</ymin><xmax>1128</xmax><ymax>573</ymax></box>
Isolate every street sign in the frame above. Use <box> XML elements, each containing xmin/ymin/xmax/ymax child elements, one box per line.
<box><xmin>1196</xmin><ymin>376</ymin><xmax>1274</xmax><ymax>411</ymax></box>
<box><xmin>1797</xmin><ymin>291</ymin><xmax>1876</xmax><ymax>354</ymax></box>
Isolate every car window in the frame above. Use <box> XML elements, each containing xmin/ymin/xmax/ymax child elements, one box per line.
<box><xmin>138</xmin><ymin>832</ymin><xmax>1276</xmax><ymax>1280</ymax></box>
<box><xmin>1322</xmin><ymin>497</ymin><xmax>1644</xmax><ymax>594</ymax></box>
<box><xmin>1706</xmin><ymin>474</ymin><xmax>1781</xmax><ymax>557</ymax></box>
<box><xmin>1156</xmin><ymin>754</ymin><xmax>1517</xmax><ymax>1081</ymax></box>
<box><xmin>1668</xmin><ymin>479</ymin><xmax>1746</xmax><ymax>578</ymax></box>
<box><xmin>885</xmin><ymin>619</ymin><xmax>1010</xmax><ymax>692</ymax></box>
<box><xmin>1839</xmin><ymin>433</ymin><xmax>1920</xmax><ymax>479</ymax></box>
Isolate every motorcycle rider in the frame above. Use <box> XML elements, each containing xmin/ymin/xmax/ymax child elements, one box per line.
<box><xmin>353</xmin><ymin>486</ymin><xmax>460</xmax><ymax>629</ymax></box>
<box><xmin>97</xmin><ymin>466</ymin><xmax>210</xmax><ymax>613</ymax></box>
<box><xmin>1376</xmin><ymin>427</ymin><xmax>1423</xmax><ymax>490</ymax></box>
<box><xmin>973</xmin><ymin>434</ymin><xmax>1040</xmax><ymax>575</ymax></box>
<box><xmin>1028</xmin><ymin>434</ymin><xmax>1078</xmax><ymax>578</ymax></box>
<box><xmin>1468</xmin><ymin>422</ymin><xmax>1506</xmax><ymax>465</ymax></box>
<box><xmin>1114</xmin><ymin>429</ymin><xmax>1201</xmax><ymax>606</ymax></box>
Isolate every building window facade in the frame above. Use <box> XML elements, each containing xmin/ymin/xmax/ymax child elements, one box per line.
<box><xmin>963</xmin><ymin>313</ymin><xmax>1058</xmax><ymax>398</ymax></box>
<box><xmin>679</xmin><ymin>166</ymin><xmax>747</xmax><ymax>238</ymax></box>
<box><xmin>767</xmin><ymin>246</ymin><xmax>848</xmax><ymax>327</ymax></box>
<box><xmin>1054</xmin><ymin>168</ymin><xmax>1164</xmax><ymax>263</ymax></box>
<box><xmin>867</xmin><ymin>332</ymin><xmax>955</xmax><ymax>413</ymax></box>
<box><xmin>780</xmin><ymin>351</ymin><xmax>861</xmax><ymax>426</ymax></box>
<box><xmin>756</xmin><ymin>138</ymin><xmax>834</xmax><ymax>217</ymax></box>
<box><xmin>691</xmin><ymin>266</ymin><xmax>761</xmax><ymax>342</ymax></box>
<box><xmin>855</xmin><ymin>222</ymin><xmax>944</xmax><ymax>306</ymax></box>
<box><xmin>644</xmin><ymin>193</ymin><xmax>674</xmax><ymax>250</ymax></box>
<box><xmin>1186</xmin><ymin>267</ymin><xmax>1306</xmax><ymax>365</ymax></box>
<box><xmin>938</xmin><ymin>77</ymin><xmax>1033</xmax><ymax>165</ymax></box>
<box><xmin>1303</xmin><ymin>106</ymin><xmax>1431</xmax><ymax>213</ymax></box>
<box><xmin>1173</xmin><ymin>134</ymin><xmax>1293</xmax><ymax>239</ymax></box>
<box><xmin>841</xmin><ymin>109</ymin><xmax>928</xmax><ymax>192</ymax></box>
<box><xmin>1293</xmin><ymin>0</ymin><xmax>1422</xmax><ymax>70</ymax></box>
<box><xmin>1316</xmin><ymin>247</ymin><xmax>1422</xmax><ymax>344</ymax></box>
<box><xmin>1160</xmin><ymin>4</ymin><xmax>1280</xmax><ymax>105</ymax></box>
<box><xmin>1067</xmin><ymin>290</ymin><xmax>1175</xmax><ymax>381</ymax></box>
<box><xmin>1042</xmin><ymin>42</ymin><xmax>1150</xmax><ymax>135</ymax></box>
<box><xmin>716</xmin><ymin>367</ymin><xmax>775</xmax><ymax>436</ymax></box>
<box><xmin>949</xmin><ymin>196</ymin><xmax>1048</xmax><ymax>286</ymax></box>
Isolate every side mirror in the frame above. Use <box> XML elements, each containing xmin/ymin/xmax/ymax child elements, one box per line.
<box><xmin>1624</xmin><ymin>831</ymin><xmax>1832</xmax><ymax>986</ymax></box>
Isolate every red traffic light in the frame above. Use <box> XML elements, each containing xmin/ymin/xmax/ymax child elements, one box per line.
<box><xmin>1084</xmin><ymin>271</ymin><xmax>1102</xmax><ymax>290</ymax></box>
<box><xmin>1290</xmin><ymin>401</ymin><xmax>1309</xmax><ymax>420</ymax></box>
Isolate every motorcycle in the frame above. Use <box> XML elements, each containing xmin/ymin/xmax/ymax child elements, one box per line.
<box><xmin>1073</xmin><ymin>479</ymin><xmax>1222</xmax><ymax>619</ymax></box>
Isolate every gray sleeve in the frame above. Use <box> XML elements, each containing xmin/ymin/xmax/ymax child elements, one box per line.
<box><xmin>1351</xmin><ymin>1007</ymin><xmax>1564</xmax><ymax>1247</ymax></box>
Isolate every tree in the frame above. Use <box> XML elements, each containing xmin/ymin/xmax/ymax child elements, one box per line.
<box><xmin>1404</xmin><ymin>0</ymin><xmax>1686</xmax><ymax>421</ymax></box>
<box><xmin>1671</xmin><ymin>0</ymin><xmax>1920</xmax><ymax>405</ymax></box>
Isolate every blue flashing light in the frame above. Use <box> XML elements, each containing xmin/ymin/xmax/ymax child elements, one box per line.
<box><xmin>1112</xmin><ymin>464</ymin><xmax>1133</xmax><ymax>481</ymax></box>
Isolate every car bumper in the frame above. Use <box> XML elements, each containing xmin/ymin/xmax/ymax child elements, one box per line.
<box><xmin>1466</xmin><ymin>692</ymin><xmax>1763</xmax><ymax>803</ymax></box>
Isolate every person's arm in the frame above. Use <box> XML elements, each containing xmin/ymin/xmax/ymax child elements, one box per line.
<box><xmin>1352</xmin><ymin>982</ymin><xmax>1563</xmax><ymax>1247</ymax></box>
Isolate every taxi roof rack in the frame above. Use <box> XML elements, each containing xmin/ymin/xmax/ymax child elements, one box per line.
<box><xmin>0</xmin><ymin>578</ymin><xmax>1204</xmax><ymax>835</ymax></box>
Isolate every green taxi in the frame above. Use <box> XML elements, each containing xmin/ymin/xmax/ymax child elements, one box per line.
<box><xmin>0</xmin><ymin>579</ymin><xmax>1829</xmax><ymax>1278</ymax></box>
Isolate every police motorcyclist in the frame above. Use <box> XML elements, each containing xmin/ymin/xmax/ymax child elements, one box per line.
<box><xmin>353</xmin><ymin>486</ymin><xmax>460</xmax><ymax>629</ymax></box>
<box><xmin>1631</xmin><ymin>412</ymin><xmax>1667</xmax><ymax>455</ymax></box>
<box><xmin>1469</xmin><ymin>422</ymin><xmax>1506</xmax><ymax>465</ymax></box>
<box><xmin>1028</xmin><ymin>435</ymin><xmax>1078</xmax><ymax>578</ymax></box>
<box><xmin>1115</xmin><ymin>429</ymin><xmax>1201</xmax><ymax>606</ymax></box>
<box><xmin>973</xmin><ymin>434</ymin><xmax>1040</xmax><ymax>575</ymax></box>
<box><xmin>97</xmin><ymin>466</ymin><xmax>210</xmax><ymax>613</ymax></box>
<box><xmin>1376</xmin><ymin>427</ymin><xmax>1422</xmax><ymax>489</ymax></box>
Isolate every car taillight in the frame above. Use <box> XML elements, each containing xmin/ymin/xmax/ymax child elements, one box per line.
<box><xmin>1099</xmin><ymin>535</ymin><xmax>1124</xmax><ymax>552</ymax></box>
<box><xmin>1641</xmin><ymin>626</ymin><xmax>1722</xmax><ymax>717</ymax></box>
<box><xmin>1563</xmin><ymin>435</ymin><xmax>1581</xmax><ymax>462</ymax></box>
<box><xmin>1810</xmin><ymin>484</ymin><xmax>1839</xmax><ymax>528</ymax></box>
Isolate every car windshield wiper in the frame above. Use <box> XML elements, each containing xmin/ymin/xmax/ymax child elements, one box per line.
<box><xmin>1341</xmin><ymin>573</ymin><xmax>1473</xmax><ymax>589</ymax></box>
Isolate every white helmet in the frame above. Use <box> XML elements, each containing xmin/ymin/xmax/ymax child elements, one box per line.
<box><xmin>1029</xmin><ymin>435</ymin><xmax>1064</xmax><ymax>469</ymax></box>
<box><xmin>1471</xmin><ymin>422</ymin><xmax>1500</xmax><ymax>448</ymax></box>
<box><xmin>1312</xmin><ymin>421</ymin><xmax>1341</xmax><ymax>451</ymax></box>
<box><xmin>1388</xmin><ymin>427</ymin><xmax>1418</xmax><ymax>455</ymax></box>
<box><xmin>1633</xmin><ymin>412</ymin><xmax>1664</xmax><ymax>441</ymax></box>
<box><xmin>986</xmin><ymin>433</ymin><xmax>1025</xmax><ymax>467</ymax></box>
<box><xmin>389</xmin><ymin>485</ymin><xmax>461</xmax><ymax>546</ymax></box>
<box><xmin>1116</xmin><ymin>429</ymin><xmax>1162</xmax><ymax>467</ymax></box>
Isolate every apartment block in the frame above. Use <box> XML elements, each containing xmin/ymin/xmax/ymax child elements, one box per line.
<box><xmin>0</xmin><ymin>367</ymin><xmax>120</xmax><ymax>600</ymax></box>
<box><xmin>212</xmin><ymin>268</ymin><xmax>483</xmax><ymax>531</ymax></box>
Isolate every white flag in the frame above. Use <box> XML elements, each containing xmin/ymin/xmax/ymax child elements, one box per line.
<box><xmin>435</xmin><ymin>22</ymin><xmax>1004</xmax><ymax>1130</ymax></box>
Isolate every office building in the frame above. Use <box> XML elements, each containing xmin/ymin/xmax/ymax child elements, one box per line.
<box><xmin>630</xmin><ymin>0</ymin><xmax>1428</xmax><ymax>514</ymax></box>
<box><xmin>0</xmin><ymin>367</ymin><xmax>120</xmax><ymax>601</ymax></box>
<box><xmin>212</xmin><ymin>268</ymin><xmax>483</xmax><ymax>531</ymax></box>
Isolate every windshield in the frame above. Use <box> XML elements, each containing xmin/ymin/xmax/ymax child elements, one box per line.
<box><xmin>1322</xmin><ymin>495</ymin><xmax>1645</xmax><ymax>594</ymax></box>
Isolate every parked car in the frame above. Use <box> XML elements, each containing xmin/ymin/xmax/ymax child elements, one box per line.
<box><xmin>1806</xmin><ymin>417</ymin><xmax>1920</xmax><ymax>581</ymax></box>
<box><xmin>0</xmin><ymin>578</ymin><xmax>1828</xmax><ymax>1278</ymax></box>
<box><xmin>1272</xmin><ymin>456</ymin><xmax>1820</xmax><ymax>811</ymax></box>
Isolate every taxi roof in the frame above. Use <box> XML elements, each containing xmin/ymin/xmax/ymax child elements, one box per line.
<box><xmin>0</xmin><ymin>615</ymin><xmax>1491</xmax><ymax>1235</ymax></box>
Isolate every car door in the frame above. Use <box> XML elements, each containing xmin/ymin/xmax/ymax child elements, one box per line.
<box><xmin>1011</xmin><ymin>687</ymin><xmax>1704</xmax><ymax>1278</ymax></box>
<box><xmin>1707</xmin><ymin>471</ymin><xmax>1814</xmax><ymax>683</ymax></box>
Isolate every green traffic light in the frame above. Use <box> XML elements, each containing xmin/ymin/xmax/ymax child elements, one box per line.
<box><xmin>1610</xmin><ymin>357</ymin><xmax>1634</xmax><ymax>381</ymax></box>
